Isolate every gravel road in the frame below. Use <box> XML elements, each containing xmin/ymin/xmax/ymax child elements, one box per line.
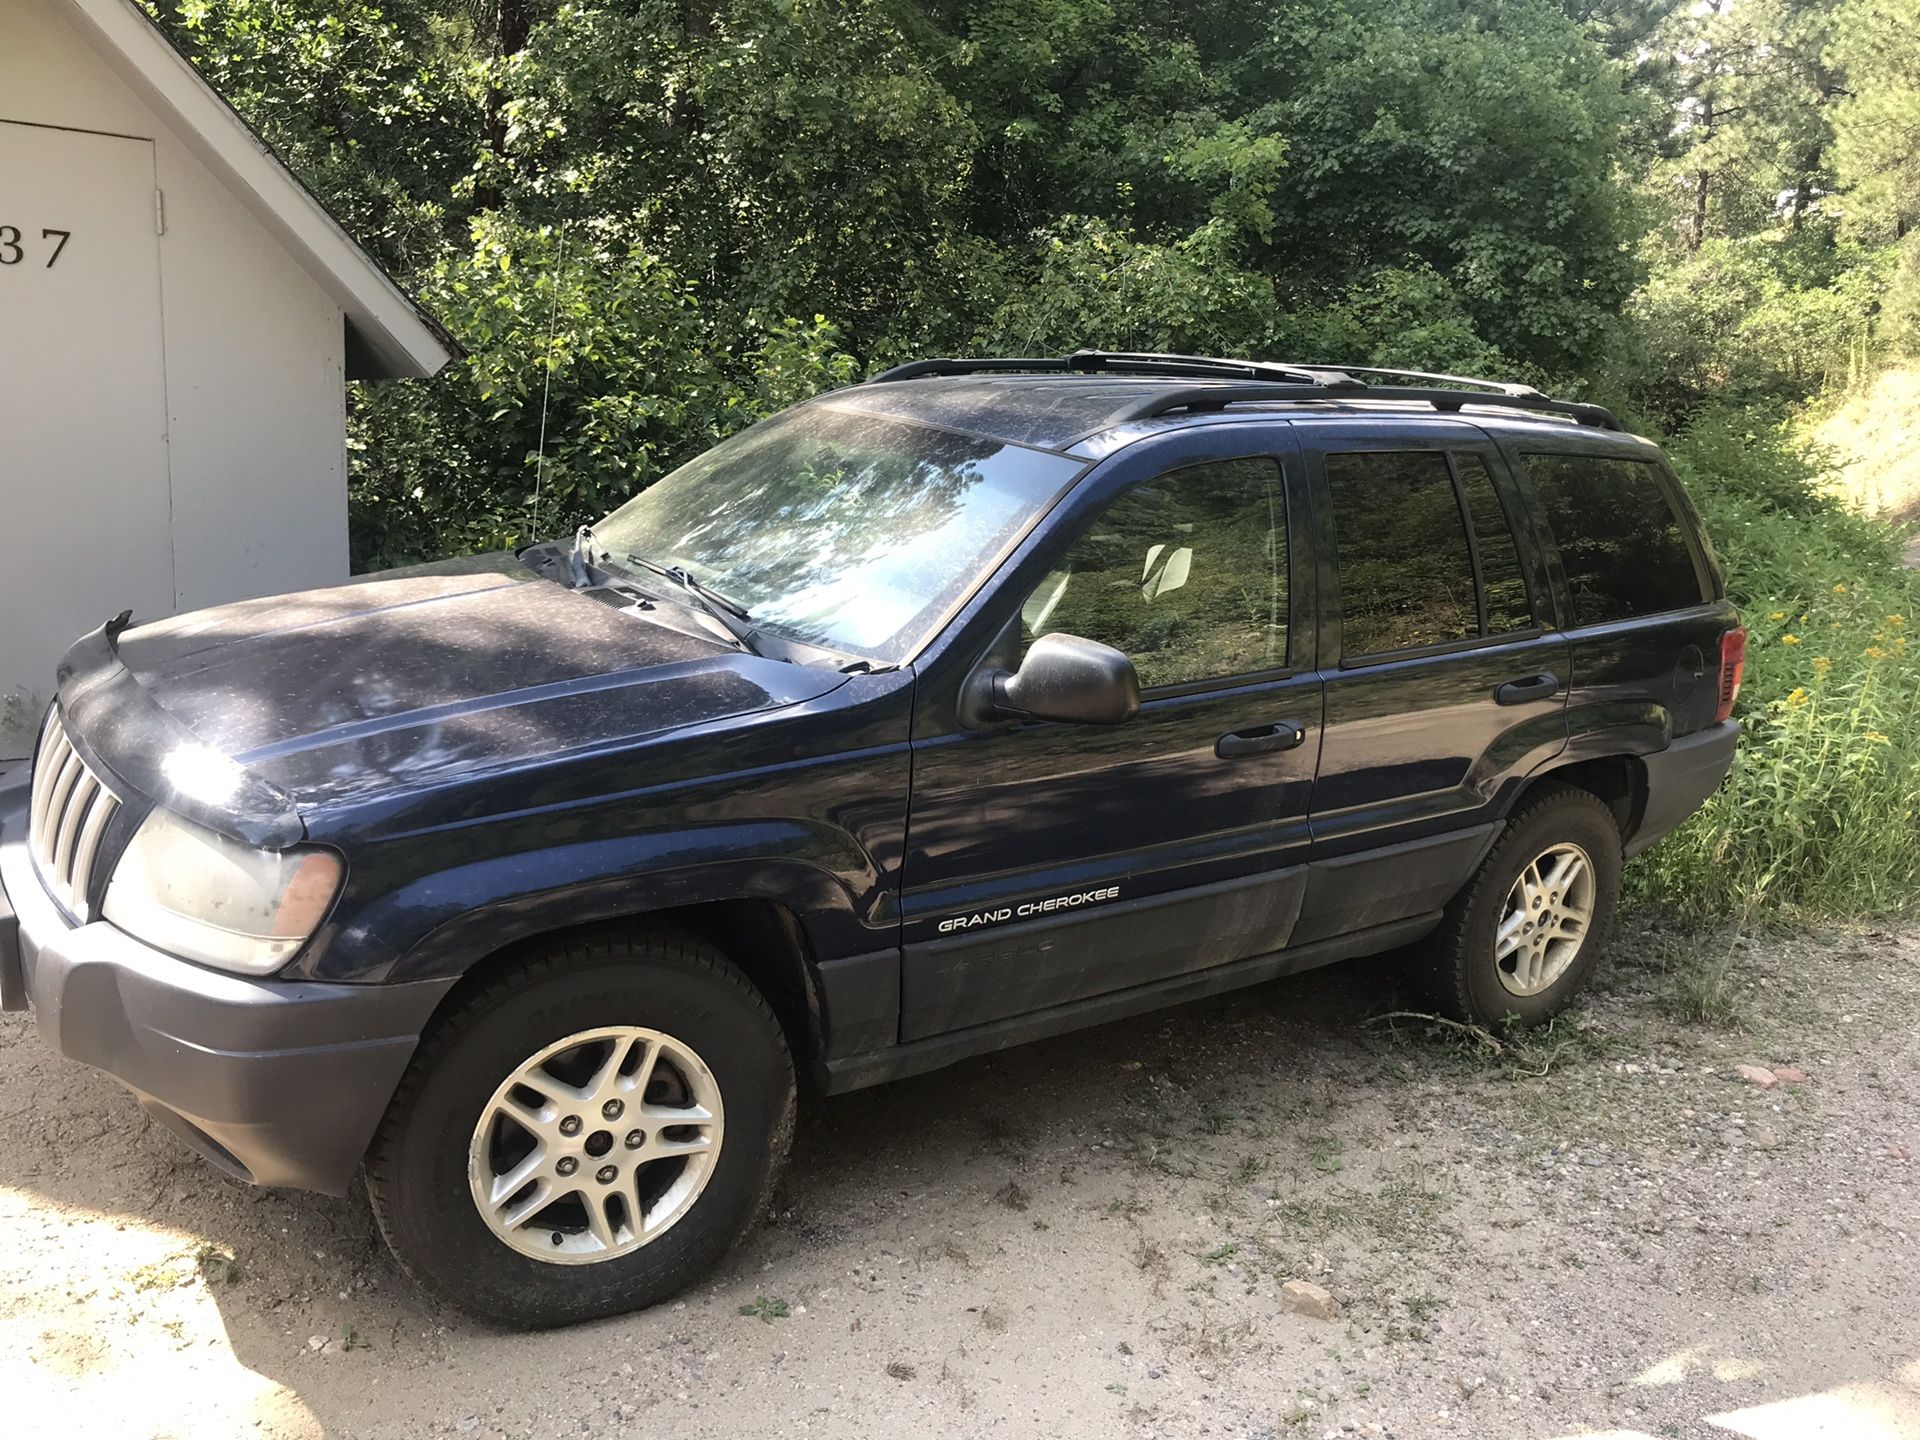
<box><xmin>1</xmin><ymin>918</ymin><xmax>1915</xmax><ymax>1440</ymax></box>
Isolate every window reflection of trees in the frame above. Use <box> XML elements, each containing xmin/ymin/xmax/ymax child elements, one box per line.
<box><xmin>1023</xmin><ymin>458</ymin><xmax>1287</xmax><ymax>689</ymax></box>
<box><xmin>1453</xmin><ymin>455</ymin><xmax>1534</xmax><ymax>633</ymax></box>
<box><xmin>1329</xmin><ymin>451</ymin><xmax>1479</xmax><ymax>657</ymax></box>
<box><xmin>596</xmin><ymin>407</ymin><xmax>1078</xmax><ymax>660</ymax></box>
<box><xmin>1523</xmin><ymin>455</ymin><xmax>1703</xmax><ymax>625</ymax></box>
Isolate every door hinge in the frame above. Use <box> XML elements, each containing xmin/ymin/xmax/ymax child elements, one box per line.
<box><xmin>154</xmin><ymin>188</ymin><xmax>166</xmax><ymax>235</ymax></box>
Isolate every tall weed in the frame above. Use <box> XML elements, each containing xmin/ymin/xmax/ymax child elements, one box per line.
<box><xmin>1630</xmin><ymin>406</ymin><xmax>1920</xmax><ymax>917</ymax></box>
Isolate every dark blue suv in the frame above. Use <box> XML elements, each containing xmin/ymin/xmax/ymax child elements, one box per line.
<box><xmin>0</xmin><ymin>353</ymin><xmax>1743</xmax><ymax>1326</ymax></box>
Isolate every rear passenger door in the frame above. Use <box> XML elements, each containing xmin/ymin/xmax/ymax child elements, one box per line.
<box><xmin>1291</xmin><ymin>422</ymin><xmax>1570</xmax><ymax>945</ymax></box>
<box><xmin>1504</xmin><ymin>443</ymin><xmax>1731</xmax><ymax>814</ymax></box>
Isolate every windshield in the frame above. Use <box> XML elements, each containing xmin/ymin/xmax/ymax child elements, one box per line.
<box><xmin>591</xmin><ymin>402</ymin><xmax>1085</xmax><ymax>663</ymax></box>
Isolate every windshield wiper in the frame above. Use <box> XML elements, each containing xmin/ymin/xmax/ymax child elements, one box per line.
<box><xmin>621</xmin><ymin>552</ymin><xmax>761</xmax><ymax>653</ymax></box>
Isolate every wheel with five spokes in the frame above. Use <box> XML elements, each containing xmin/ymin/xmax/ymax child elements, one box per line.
<box><xmin>1417</xmin><ymin>784</ymin><xmax>1623</xmax><ymax>1028</ymax></box>
<box><xmin>367</xmin><ymin>928</ymin><xmax>795</xmax><ymax>1328</ymax></box>
<box><xmin>467</xmin><ymin>1024</ymin><xmax>726</xmax><ymax>1264</ymax></box>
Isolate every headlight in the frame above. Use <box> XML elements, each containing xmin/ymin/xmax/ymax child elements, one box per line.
<box><xmin>103</xmin><ymin>809</ymin><xmax>343</xmax><ymax>975</ymax></box>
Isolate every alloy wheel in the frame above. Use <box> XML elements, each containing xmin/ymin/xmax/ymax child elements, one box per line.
<box><xmin>1493</xmin><ymin>842</ymin><xmax>1596</xmax><ymax>998</ymax></box>
<box><xmin>467</xmin><ymin>1026</ymin><xmax>724</xmax><ymax>1264</ymax></box>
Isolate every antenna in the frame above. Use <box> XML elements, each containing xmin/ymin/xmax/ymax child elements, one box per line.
<box><xmin>529</xmin><ymin>226</ymin><xmax>567</xmax><ymax>541</ymax></box>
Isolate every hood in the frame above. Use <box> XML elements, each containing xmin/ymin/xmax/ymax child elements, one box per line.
<box><xmin>90</xmin><ymin>554</ymin><xmax>847</xmax><ymax>817</ymax></box>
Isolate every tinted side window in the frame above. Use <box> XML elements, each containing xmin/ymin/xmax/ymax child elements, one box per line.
<box><xmin>1523</xmin><ymin>454</ymin><xmax>1705</xmax><ymax>624</ymax></box>
<box><xmin>1327</xmin><ymin>451</ymin><xmax>1477</xmax><ymax>656</ymax></box>
<box><xmin>1021</xmin><ymin>457</ymin><xmax>1286</xmax><ymax>688</ymax></box>
<box><xmin>1453</xmin><ymin>454</ymin><xmax>1533</xmax><ymax>634</ymax></box>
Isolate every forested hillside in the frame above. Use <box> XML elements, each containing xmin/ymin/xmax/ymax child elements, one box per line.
<box><xmin>152</xmin><ymin>0</ymin><xmax>1920</xmax><ymax>917</ymax></box>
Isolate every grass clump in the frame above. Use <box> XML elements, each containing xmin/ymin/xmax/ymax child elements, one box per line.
<box><xmin>1616</xmin><ymin>922</ymin><xmax>1750</xmax><ymax>1027</ymax></box>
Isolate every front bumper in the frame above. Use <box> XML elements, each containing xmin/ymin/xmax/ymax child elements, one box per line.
<box><xmin>0</xmin><ymin>778</ymin><xmax>452</xmax><ymax>1194</ymax></box>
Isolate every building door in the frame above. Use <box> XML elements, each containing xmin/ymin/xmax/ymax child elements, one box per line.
<box><xmin>0</xmin><ymin>120</ymin><xmax>173</xmax><ymax>754</ymax></box>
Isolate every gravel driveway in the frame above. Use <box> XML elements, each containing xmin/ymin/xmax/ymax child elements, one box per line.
<box><xmin>2</xmin><ymin>920</ymin><xmax>1916</xmax><ymax>1440</ymax></box>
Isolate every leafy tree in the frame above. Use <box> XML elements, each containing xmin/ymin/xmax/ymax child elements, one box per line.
<box><xmin>157</xmin><ymin>0</ymin><xmax>1881</xmax><ymax>562</ymax></box>
<box><xmin>1828</xmin><ymin>0</ymin><xmax>1920</xmax><ymax>346</ymax></box>
<box><xmin>1645</xmin><ymin>0</ymin><xmax>1839</xmax><ymax>251</ymax></box>
<box><xmin>158</xmin><ymin>0</ymin><xmax>481</xmax><ymax>271</ymax></box>
<box><xmin>1829</xmin><ymin>0</ymin><xmax>1920</xmax><ymax>240</ymax></box>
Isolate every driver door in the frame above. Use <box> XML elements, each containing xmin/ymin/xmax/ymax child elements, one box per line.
<box><xmin>898</xmin><ymin>439</ymin><xmax>1324</xmax><ymax>1040</ymax></box>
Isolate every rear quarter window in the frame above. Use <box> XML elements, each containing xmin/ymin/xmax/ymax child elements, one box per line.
<box><xmin>1521</xmin><ymin>453</ymin><xmax>1707</xmax><ymax>626</ymax></box>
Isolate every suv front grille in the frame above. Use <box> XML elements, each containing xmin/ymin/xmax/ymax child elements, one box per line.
<box><xmin>28</xmin><ymin>709</ymin><xmax>122</xmax><ymax>921</ymax></box>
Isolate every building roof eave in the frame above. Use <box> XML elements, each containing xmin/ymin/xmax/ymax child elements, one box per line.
<box><xmin>63</xmin><ymin>0</ymin><xmax>458</xmax><ymax>380</ymax></box>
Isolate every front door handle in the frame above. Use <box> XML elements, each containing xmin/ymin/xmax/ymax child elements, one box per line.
<box><xmin>1495</xmin><ymin>672</ymin><xmax>1560</xmax><ymax>706</ymax></box>
<box><xmin>1215</xmin><ymin>720</ymin><xmax>1307</xmax><ymax>758</ymax></box>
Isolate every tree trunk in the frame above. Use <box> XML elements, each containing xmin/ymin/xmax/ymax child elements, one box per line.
<box><xmin>476</xmin><ymin>0</ymin><xmax>536</xmax><ymax>212</ymax></box>
<box><xmin>1687</xmin><ymin>91</ymin><xmax>1714</xmax><ymax>253</ymax></box>
<box><xmin>1787</xmin><ymin>170</ymin><xmax>1812</xmax><ymax>231</ymax></box>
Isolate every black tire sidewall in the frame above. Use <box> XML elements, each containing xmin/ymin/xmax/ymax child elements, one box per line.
<box><xmin>375</xmin><ymin>947</ymin><xmax>794</xmax><ymax>1327</ymax></box>
<box><xmin>1458</xmin><ymin>795</ymin><xmax>1623</xmax><ymax>1027</ymax></box>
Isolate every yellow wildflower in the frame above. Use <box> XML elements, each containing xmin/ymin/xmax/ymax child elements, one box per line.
<box><xmin>1812</xmin><ymin>655</ymin><xmax>1832</xmax><ymax>675</ymax></box>
<box><xmin>1768</xmin><ymin>611</ymin><xmax>1787</xmax><ymax>621</ymax></box>
<box><xmin>1781</xmin><ymin>634</ymin><xmax>1802</xmax><ymax>645</ymax></box>
<box><xmin>1833</xmin><ymin>583</ymin><xmax>1848</xmax><ymax>594</ymax></box>
<box><xmin>1785</xmin><ymin>687</ymin><xmax>1810</xmax><ymax>706</ymax></box>
<box><xmin>1866</xmin><ymin>731</ymin><xmax>1890</xmax><ymax>744</ymax></box>
<box><xmin>1887</xmin><ymin>615</ymin><xmax>1906</xmax><ymax>627</ymax></box>
<box><xmin>1866</xmin><ymin>645</ymin><xmax>1888</xmax><ymax>660</ymax></box>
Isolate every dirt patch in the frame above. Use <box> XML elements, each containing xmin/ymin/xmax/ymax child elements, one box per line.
<box><xmin>2</xmin><ymin>922</ymin><xmax>1917</xmax><ymax>1439</ymax></box>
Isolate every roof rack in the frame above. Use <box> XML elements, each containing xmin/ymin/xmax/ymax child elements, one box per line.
<box><xmin>863</xmin><ymin>349</ymin><xmax>1620</xmax><ymax>431</ymax></box>
<box><xmin>867</xmin><ymin>350</ymin><xmax>1354</xmax><ymax>387</ymax></box>
<box><xmin>1103</xmin><ymin>383</ymin><xmax>1620</xmax><ymax>432</ymax></box>
<box><xmin>1305</xmin><ymin>363</ymin><xmax>1545</xmax><ymax>398</ymax></box>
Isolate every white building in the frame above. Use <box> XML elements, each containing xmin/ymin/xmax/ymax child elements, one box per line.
<box><xmin>0</xmin><ymin>0</ymin><xmax>453</xmax><ymax>755</ymax></box>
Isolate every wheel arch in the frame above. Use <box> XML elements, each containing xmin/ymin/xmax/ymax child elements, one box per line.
<box><xmin>412</xmin><ymin>896</ymin><xmax>830</xmax><ymax>1090</ymax></box>
<box><xmin>1510</xmin><ymin>751</ymin><xmax>1650</xmax><ymax>842</ymax></box>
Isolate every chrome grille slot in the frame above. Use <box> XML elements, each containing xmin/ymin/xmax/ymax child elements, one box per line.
<box><xmin>28</xmin><ymin>709</ymin><xmax>122</xmax><ymax>921</ymax></box>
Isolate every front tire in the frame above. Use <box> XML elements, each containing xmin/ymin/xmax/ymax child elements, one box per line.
<box><xmin>1417</xmin><ymin>785</ymin><xmax>1623</xmax><ymax>1027</ymax></box>
<box><xmin>366</xmin><ymin>928</ymin><xmax>795</xmax><ymax>1328</ymax></box>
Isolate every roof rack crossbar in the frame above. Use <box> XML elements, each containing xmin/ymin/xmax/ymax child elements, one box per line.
<box><xmin>866</xmin><ymin>350</ymin><xmax>1362</xmax><ymax>388</ymax></box>
<box><xmin>1102</xmin><ymin>383</ymin><xmax>1620</xmax><ymax>431</ymax></box>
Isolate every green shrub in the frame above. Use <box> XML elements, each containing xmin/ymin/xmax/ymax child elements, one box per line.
<box><xmin>347</xmin><ymin>217</ymin><xmax>859</xmax><ymax>571</ymax></box>
<box><xmin>1630</xmin><ymin>405</ymin><xmax>1920</xmax><ymax>917</ymax></box>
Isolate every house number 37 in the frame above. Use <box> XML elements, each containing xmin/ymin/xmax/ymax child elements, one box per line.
<box><xmin>0</xmin><ymin>227</ymin><xmax>73</xmax><ymax>266</ymax></box>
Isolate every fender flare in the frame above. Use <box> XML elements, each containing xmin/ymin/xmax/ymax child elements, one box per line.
<box><xmin>302</xmin><ymin>819</ymin><xmax>883</xmax><ymax>984</ymax></box>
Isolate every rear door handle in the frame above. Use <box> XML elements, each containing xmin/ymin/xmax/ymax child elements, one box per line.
<box><xmin>1495</xmin><ymin>672</ymin><xmax>1560</xmax><ymax>706</ymax></box>
<box><xmin>1215</xmin><ymin>720</ymin><xmax>1307</xmax><ymax>758</ymax></box>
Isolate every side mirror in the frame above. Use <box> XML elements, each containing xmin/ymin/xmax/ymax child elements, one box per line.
<box><xmin>982</xmin><ymin>633</ymin><xmax>1140</xmax><ymax>726</ymax></box>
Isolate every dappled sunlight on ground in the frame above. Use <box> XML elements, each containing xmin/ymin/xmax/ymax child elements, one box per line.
<box><xmin>0</xmin><ymin>1183</ymin><xmax>319</xmax><ymax>1439</ymax></box>
<box><xmin>1635</xmin><ymin>1346</ymin><xmax>1765</xmax><ymax>1386</ymax></box>
<box><xmin>1554</xmin><ymin>1369</ymin><xmax>1920</xmax><ymax>1440</ymax></box>
<box><xmin>1586</xmin><ymin>1346</ymin><xmax>1920</xmax><ymax>1440</ymax></box>
<box><xmin>1707</xmin><ymin>1372</ymin><xmax>1920</xmax><ymax>1439</ymax></box>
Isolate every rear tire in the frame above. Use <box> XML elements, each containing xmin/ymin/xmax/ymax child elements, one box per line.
<box><xmin>1417</xmin><ymin>785</ymin><xmax>1623</xmax><ymax>1027</ymax></box>
<box><xmin>366</xmin><ymin>927</ymin><xmax>795</xmax><ymax>1328</ymax></box>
